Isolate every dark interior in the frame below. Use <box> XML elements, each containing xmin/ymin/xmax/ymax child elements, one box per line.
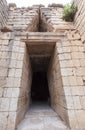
<box><xmin>31</xmin><ymin>71</ymin><xmax>50</xmax><ymax>103</ymax></box>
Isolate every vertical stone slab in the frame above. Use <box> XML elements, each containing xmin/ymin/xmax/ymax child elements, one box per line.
<box><xmin>6</xmin><ymin>40</ymin><xmax>25</xmax><ymax>130</ymax></box>
<box><xmin>57</xmin><ymin>33</ymin><xmax>85</xmax><ymax>129</ymax></box>
<box><xmin>0</xmin><ymin>0</ymin><xmax>8</xmax><ymax>29</ymax></box>
<box><xmin>0</xmin><ymin>32</ymin><xmax>13</xmax><ymax>130</ymax></box>
<box><xmin>74</xmin><ymin>0</ymin><xmax>85</xmax><ymax>43</ymax></box>
<box><xmin>48</xmin><ymin>43</ymin><xmax>69</xmax><ymax>127</ymax></box>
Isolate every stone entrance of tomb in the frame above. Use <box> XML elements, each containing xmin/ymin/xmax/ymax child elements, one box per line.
<box><xmin>15</xmin><ymin>32</ymin><xmax>69</xmax><ymax>130</ymax></box>
<box><xmin>27</xmin><ymin>41</ymin><xmax>55</xmax><ymax>106</ymax></box>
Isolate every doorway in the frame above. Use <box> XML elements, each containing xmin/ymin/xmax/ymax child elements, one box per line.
<box><xmin>31</xmin><ymin>71</ymin><xmax>50</xmax><ymax>103</ymax></box>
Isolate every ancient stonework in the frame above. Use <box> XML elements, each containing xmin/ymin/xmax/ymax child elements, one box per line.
<box><xmin>0</xmin><ymin>0</ymin><xmax>85</xmax><ymax>130</ymax></box>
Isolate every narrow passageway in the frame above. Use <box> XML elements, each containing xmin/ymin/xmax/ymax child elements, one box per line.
<box><xmin>17</xmin><ymin>44</ymin><xmax>69</xmax><ymax>130</ymax></box>
<box><xmin>31</xmin><ymin>72</ymin><xmax>50</xmax><ymax>103</ymax></box>
<box><xmin>17</xmin><ymin>103</ymin><xmax>68</xmax><ymax>130</ymax></box>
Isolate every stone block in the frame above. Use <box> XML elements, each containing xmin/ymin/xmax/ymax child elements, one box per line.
<box><xmin>73</xmin><ymin>96</ymin><xmax>82</xmax><ymax>109</ymax></box>
<box><xmin>16</xmin><ymin>60</ymin><xmax>23</xmax><ymax>68</ymax></box>
<box><xmin>80</xmin><ymin>96</ymin><xmax>85</xmax><ymax>109</ymax></box>
<box><xmin>11</xmin><ymin>88</ymin><xmax>20</xmax><ymax>97</ymax></box>
<box><xmin>75</xmin><ymin>110</ymin><xmax>85</xmax><ymax>128</ymax></box>
<box><xmin>7</xmin><ymin>112</ymin><xmax>17</xmax><ymax>130</ymax></box>
<box><xmin>8</xmin><ymin>68</ymin><xmax>15</xmax><ymax>77</ymax></box>
<box><xmin>0</xmin><ymin>112</ymin><xmax>9</xmax><ymax>130</ymax></box>
<box><xmin>62</xmin><ymin>77</ymin><xmax>70</xmax><ymax>86</ymax></box>
<box><xmin>15</xmin><ymin>69</ymin><xmax>22</xmax><ymax>78</ymax></box>
<box><xmin>0</xmin><ymin>98</ymin><xmax>10</xmax><ymax>111</ymax></box>
<box><xmin>9</xmin><ymin>60</ymin><xmax>16</xmax><ymax>68</ymax></box>
<box><xmin>3</xmin><ymin>88</ymin><xmax>12</xmax><ymax>97</ymax></box>
<box><xmin>71</xmin><ymin>87</ymin><xmax>84</xmax><ymax>96</ymax></box>
<box><xmin>65</xmin><ymin>96</ymin><xmax>74</xmax><ymax>109</ymax></box>
<box><xmin>68</xmin><ymin>76</ymin><xmax>77</xmax><ymax>86</ymax></box>
<box><xmin>9</xmin><ymin>98</ymin><xmax>18</xmax><ymax>111</ymax></box>
<box><xmin>68</xmin><ymin>110</ymin><xmax>79</xmax><ymax>129</ymax></box>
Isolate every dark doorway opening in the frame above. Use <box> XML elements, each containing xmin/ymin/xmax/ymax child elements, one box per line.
<box><xmin>31</xmin><ymin>71</ymin><xmax>50</xmax><ymax>103</ymax></box>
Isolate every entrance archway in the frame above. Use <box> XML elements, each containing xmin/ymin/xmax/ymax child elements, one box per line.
<box><xmin>16</xmin><ymin>33</ymin><xmax>69</xmax><ymax>130</ymax></box>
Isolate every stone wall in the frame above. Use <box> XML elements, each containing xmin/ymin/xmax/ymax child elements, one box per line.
<box><xmin>0</xmin><ymin>32</ymin><xmax>13</xmax><ymax>130</ymax></box>
<box><xmin>16</xmin><ymin>44</ymin><xmax>32</xmax><ymax>127</ymax></box>
<box><xmin>40</xmin><ymin>7</ymin><xmax>74</xmax><ymax>32</ymax></box>
<box><xmin>74</xmin><ymin>0</ymin><xmax>85</xmax><ymax>43</ymax></box>
<box><xmin>0</xmin><ymin>1</ymin><xmax>85</xmax><ymax>130</ymax></box>
<box><xmin>0</xmin><ymin>0</ymin><xmax>8</xmax><ymax>29</ymax></box>
<box><xmin>48</xmin><ymin>30</ymin><xmax>85</xmax><ymax>129</ymax></box>
<box><xmin>47</xmin><ymin>44</ymin><xmax>69</xmax><ymax>126</ymax></box>
<box><xmin>0</xmin><ymin>37</ymin><xmax>32</xmax><ymax>130</ymax></box>
<box><xmin>7</xmin><ymin>5</ymin><xmax>39</xmax><ymax>31</ymax></box>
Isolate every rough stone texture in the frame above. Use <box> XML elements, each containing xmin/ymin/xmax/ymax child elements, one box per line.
<box><xmin>74</xmin><ymin>0</ymin><xmax>85</xmax><ymax>43</ymax></box>
<box><xmin>15</xmin><ymin>43</ymin><xmax>32</xmax><ymax>128</ymax></box>
<box><xmin>47</xmin><ymin>44</ymin><xmax>69</xmax><ymax>126</ymax></box>
<box><xmin>0</xmin><ymin>0</ymin><xmax>8</xmax><ymax>29</ymax></box>
<box><xmin>7</xmin><ymin>5</ymin><xmax>39</xmax><ymax>32</ymax></box>
<box><xmin>0</xmin><ymin>0</ymin><xmax>85</xmax><ymax>130</ymax></box>
<box><xmin>40</xmin><ymin>7</ymin><xmax>74</xmax><ymax>32</ymax></box>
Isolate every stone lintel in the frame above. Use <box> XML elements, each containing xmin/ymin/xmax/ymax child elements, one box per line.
<box><xmin>15</xmin><ymin>32</ymin><xmax>66</xmax><ymax>43</ymax></box>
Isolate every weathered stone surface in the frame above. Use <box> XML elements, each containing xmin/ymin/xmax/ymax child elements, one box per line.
<box><xmin>0</xmin><ymin>0</ymin><xmax>85</xmax><ymax>130</ymax></box>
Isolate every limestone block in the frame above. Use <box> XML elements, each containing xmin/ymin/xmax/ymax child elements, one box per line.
<box><xmin>12</xmin><ymin>46</ymin><xmax>19</xmax><ymax>52</ymax></box>
<box><xmin>9</xmin><ymin>98</ymin><xmax>18</xmax><ymax>111</ymax></box>
<box><xmin>80</xmin><ymin>59</ymin><xmax>85</xmax><ymax>67</ymax></box>
<box><xmin>71</xmin><ymin>52</ymin><xmax>79</xmax><ymax>59</ymax></box>
<box><xmin>70</xmin><ymin>46</ymin><xmax>79</xmax><ymax>52</ymax></box>
<box><xmin>7</xmin><ymin>112</ymin><xmax>17</xmax><ymax>130</ymax></box>
<box><xmin>61</xmin><ymin>68</ymin><xmax>74</xmax><ymax>76</ymax></box>
<box><xmin>68</xmin><ymin>76</ymin><xmax>77</xmax><ymax>86</ymax></box>
<box><xmin>73</xmin><ymin>96</ymin><xmax>82</xmax><ymax>109</ymax></box>
<box><xmin>76</xmin><ymin>77</ymin><xmax>84</xmax><ymax>85</ymax></box>
<box><xmin>11</xmin><ymin>52</ymin><xmax>18</xmax><ymax>60</ymax></box>
<box><xmin>81</xmin><ymin>33</ymin><xmax>85</xmax><ymax>43</ymax></box>
<box><xmin>17</xmin><ymin>53</ymin><xmax>24</xmax><ymax>61</ymax></box>
<box><xmin>62</xmin><ymin>77</ymin><xmax>70</xmax><ymax>86</ymax></box>
<box><xmin>68</xmin><ymin>110</ymin><xmax>79</xmax><ymax>129</ymax></box>
<box><xmin>16</xmin><ymin>61</ymin><xmax>23</xmax><ymax>68</ymax></box>
<box><xmin>80</xmin><ymin>96</ymin><xmax>85</xmax><ymax>109</ymax></box>
<box><xmin>15</xmin><ymin>69</ymin><xmax>22</xmax><ymax>78</ymax></box>
<box><xmin>62</xmin><ymin>47</ymin><xmax>71</xmax><ymax>53</ymax></box>
<box><xmin>3</xmin><ymin>88</ymin><xmax>12</xmax><ymax>97</ymax></box>
<box><xmin>67</xmin><ymin>31</ymin><xmax>81</xmax><ymax>40</ymax></box>
<box><xmin>78</xmin><ymin>46</ymin><xmax>84</xmax><ymax>52</ymax></box>
<box><xmin>0</xmin><ymin>88</ymin><xmax>3</xmax><ymax>97</ymax></box>
<box><xmin>65</xmin><ymin>96</ymin><xmax>74</xmax><ymax>109</ymax></box>
<box><xmin>0</xmin><ymin>112</ymin><xmax>8</xmax><ymax>130</ymax></box>
<box><xmin>64</xmin><ymin>87</ymin><xmax>71</xmax><ymax>96</ymax></box>
<box><xmin>71</xmin><ymin>40</ymin><xmax>82</xmax><ymax>46</ymax></box>
<box><xmin>75</xmin><ymin>110</ymin><xmax>85</xmax><ymax>128</ymax></box>
<box><xmin>57</xmin><ymin>47</ymin><xmax>63</xmax><ymax>54</ymax></box>
<box><xmin>0</xmin><ymin>98</ymin><xmax>10</xmax><ymax>111</ymax></box>
<box><xmin>7</xmin><ymin>77</ymin><xmax>15</xmax><ymax>87</ymax></box>
<box><xmin>76</xmin><ymin>68</ymin><xmax>85</xmax><ymax>76</ymax></box>
<box><xmin>8</xmin><ymin>68</ymin><xmax>15</xmax><ymax>77</ymax></box>
<box><xmin>0</xmin><ymin>68</ymin><xmax>8</xmax><ymax>77</ymax></box>
<box><xmin>13</xmin><ymin>78</ymin><xmax>21</xmax><ymax>87</ymax></box>
<box><xmin>71</xmin><ymin>87</ymin><xmax>84</xmax><ymax>96</ymax></box>
<box><xmin>72</xmin><ymin>59</ymin><xmax>80</xmax><ymax>67</ymax></box>
<box><xmin>11</xmin><ymin>88</ymin><xmax>20</xmax><ymax>97</ymax></box>
<box><xmin>9</xmin><ymin>60</ymin><xmax>16</xmax><ymax>68</ymax></box>
<box><xmin>64</xmin><ymin>53</ymin><xmax>71</xmax><ymax>60</ymax></box>
<box><xmin>60</xmin><ymin>60</ymin><xmax>73</xmax><ymax>68</ymax></box>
